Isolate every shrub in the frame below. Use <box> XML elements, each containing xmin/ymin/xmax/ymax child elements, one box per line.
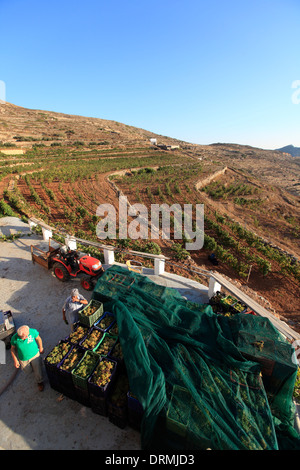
<box><xmin>143</xmin><ymin>241</ymin><xmax>162</xmax><ymax>255</ymax></box>
<box><xmin>171</xmin><ymin>243</ymin><xmax>190</xmax><ymax>260</ymax></box>
<box><xmin>0</xmin><ymin>199</ymin><xmax>17</xmax><ymax>217</ymax></box>
<box><xmin>76</xmin><ymin>206</ymin><xmax>87</xmax><ymax>218</ymax></box>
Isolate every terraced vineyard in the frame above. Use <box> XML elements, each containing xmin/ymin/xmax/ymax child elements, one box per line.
<box><xmin>113</xmin><ymin>164</ymin><xmax>300</xmax><ymax>330</ymax></box>
<box><xmin>0</xmin><ymin>103</ymin><xmax>299</xmax><ymax>331</ymax></box>
<box><xmin>1</xmin><ymin>145</ymin><xmax>187</xmax><ymax>237</ymax></box>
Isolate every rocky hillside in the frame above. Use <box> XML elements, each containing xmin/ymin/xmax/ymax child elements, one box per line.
<box><xmin>1</xmin><ymin>102</ymin><xmax>299</xmax><ymax>197</ymax></box>
<box><xmin>0</xmin><ymin>101</ymin><xmax>183</xmax><ymax>149</ymax></box>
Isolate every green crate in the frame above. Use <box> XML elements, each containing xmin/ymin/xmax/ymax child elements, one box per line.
<box><xmin>71</xmin><ymin>350</ymin><xmax>99</xmax><ymax>390</ymax></box>
<box><xmin>231</xmin><ymin>301</ymin><xmax>247</xmax><ymax>314</ymax></box>
<box><xmin>220</xmin><ymin>295</ymin><xmax>237</xmax><ymax>311</ymax></box>
<box><xmin>93</xmin><ymin>333</ymin><xmax>118</xmax><ymax>357</ymax></box>
<box><xmin>78</xmin><ymin>300</ymin><xmax>103</xmax><ymax>327</ymax></box>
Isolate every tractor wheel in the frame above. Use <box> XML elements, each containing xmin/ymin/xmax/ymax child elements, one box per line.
<box><xmin>53</xmin><ymin>263</ymin><xmax>70</xmax><ymax>282</ymax></box>
<box><xmin>80</xmin><ymin>277</ymin><xmax>94</xmax><ymax>291</ymax></box>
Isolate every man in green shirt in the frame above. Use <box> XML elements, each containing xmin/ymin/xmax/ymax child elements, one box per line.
<box><xmin>11</xmin><ymin>325</ymin><xmax>45</xmax><ymax>391</ymax></box>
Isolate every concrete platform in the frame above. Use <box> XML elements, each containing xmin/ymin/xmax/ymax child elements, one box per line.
<box><xmin>111</xmin><ymin>262</ymin><xmax>209</xmax><ymax>305</ymax></box>
<box><xmin>0</xmin><ymin>216</ymin><xmax>32</xmax><ymax>238</ymax></box>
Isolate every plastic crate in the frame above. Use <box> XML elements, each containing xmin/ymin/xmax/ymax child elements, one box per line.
<box><xmin>108</xmin><ymin>339</ymin><xmax>124</xmax><ymax>368</ymax></box>
<box><xmin>71</xmin><ymin>350</ymin><xmax>99</xmax><ymax>390</ymax></box>
<box><xmin>220</xmin><ymin>295</ymin><xmax>238</xmax><ymax>311</ymax></box>
<box><xmin>71</xmin><ymin>350</ymin><xmax>100</xmax><ymax>407</ymax></box>
<box><xmin>92</xmin><ymin>292</ymin><xmax>111</xmax><ymax>305</ymax></box>
<box><xmin>127</xmin><ymin>391</ymin><xmax>144</xmax><ymax>431</ymax></box>
<box><xmin>57</xmin><ymin>345</ymin><xmax>85</xmax><ymax>400</ymax></box>
<box><xmin>65</xmin><ymin>323</ymin><xmax>89</xmax><ymax>345</ymax></box>
<box><xmin>78</xmin><ymin>300</ymin><xmax>103</xmax><ymax>327</ymax></box>
<box><xmin>107</xmin><ymin>373</ymin><xmax>129</xmax><ymax>429</ymax></box>
<box><xmin>74</xmin><ymin>385</ymin><xmax>91</xmax><ymax>407</ymax></box>
<box><xmin>44</xmin><ymin>341</ymin><xmax>72</xmax><ymax>393</ymax></box>
<box><xmin>108</xmin><ymin>320</ymin><xmax>118</xmax><ymax>336</ymax></box>
<box><xmin>93</xmin><ymin>333</ymin><xmax>118</xmax><ymax>357</ymax></box>
<box><xmin>231</xmin><ymin>301</ymin><xmax>247</xmax><ymax>314</ymax></box>
<box><xmin>79</xmin><ymin>327</ymin><xmax>104</xmax><ymax>351</ymax></box>
<box><xmin>209</xmin><ymin>291</ymin><xmax>225</xmax><ymax>306</ymax></box>
<box><xmin>88</xmin><ymin>358</ymin><xmax>117</xmax><ymax>416</ymax></box>
<box><xmin>94</xmin><ymin>312</ymin><xmax>116</xmax><ymax>332</ymax></box>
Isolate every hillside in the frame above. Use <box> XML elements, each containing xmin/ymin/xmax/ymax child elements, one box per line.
<box><xmin>1</xmin><ymin>102</ymin><xmax>299</xmax><ymax>197</ymax></box>
<box><xmin>0</xmin><ymin>102</ymin><xmax>299</xmax><ymax>331</ymax></box>
<box><xmin>0</xmin><ymin>101</ymin><xmax>183</xmax><ymax>149</ymax></box>
<box><xmin>277</xmin><ymin>145</ymin><xmax>300</xmax><ymax>158</ymax></box>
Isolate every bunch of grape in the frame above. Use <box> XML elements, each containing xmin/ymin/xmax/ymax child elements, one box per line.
<box><xmin>91</xmin><ymin>359</ymin><xmax>115</xmax><ymax>388</ymax></box>
<box><xmin>95</xmin><ymin>335</ymin><xmax>116</xmax><ymax>356</ymax></box>
<box><xmin>74</xmin><ymin>352</ymin><xmax>98</xmax><ymax>379</ymax></box>
<box><xmin>46</xmin><ymin>342</ymin><xmax>71</xmax><ymax>365</ymax></box>
<box><xmin>81</xmin><ymin>329</ymin><xmax>103</xmax><ymax>349</ymax></box>
<box><xmin>60</xmin><ymin>347</ymin><xmax>84</xmax><ymax>371</ymax></box>
<box><xmin>109</xmin><ymin>322</ymin><xmax>118</xmax><ymax>336</ymax></box>
<box><xmin>98</xmin><ymin>314</ymin><xmax>115</xmax><ymax>330</ymax></box>
<box><xmin>82</xmin><ymin>301</ymin><xmax>100</xmax><ymax>316</ymax></box>
<box><xmin>69</xmin><ymin>325</ymin><xmax>88</xmax><ymax>343</ymax></box>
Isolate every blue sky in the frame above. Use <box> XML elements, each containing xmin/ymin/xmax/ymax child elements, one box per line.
<box><xmin>1</xmin><ymin>0</ymin><xmax>300</xmax><ymax>149</ymax></box>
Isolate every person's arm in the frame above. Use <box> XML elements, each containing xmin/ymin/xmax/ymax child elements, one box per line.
<box><xmin>35</xmin><ymin>335</ymin><xmax>44</xmax><ymax>354</ymax></box>
<box><xmin>75</xmin><ymin>295</ymin><xmax>88</xmax><ymax>306</ymax></box>
<box><xmin>11</xmin><ymin>345</ymin><xmax>20</xmax><ymax>368</ymax></box>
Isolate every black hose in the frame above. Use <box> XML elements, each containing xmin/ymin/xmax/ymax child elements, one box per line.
<box><xmin>0</xmin><ymin>368</ymin><xmax>19</xmax><ymax>396</ymax></box>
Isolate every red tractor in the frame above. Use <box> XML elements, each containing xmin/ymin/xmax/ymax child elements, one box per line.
<box><xmin>31</xmin><ymin>240</ymin><xmax>104</xmax><ymax>290</ymax></box>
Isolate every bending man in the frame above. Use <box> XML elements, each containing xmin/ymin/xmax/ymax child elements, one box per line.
<box><xmin>62</xmin><ymin>288</ymin><xmax>88</xmax><ymax>332</ymax></box>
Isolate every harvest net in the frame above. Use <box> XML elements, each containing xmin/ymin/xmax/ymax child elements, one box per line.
<box><xmin>93</xmin><ymin>265</ymin><xmax>300</xmax><ymax>450</ymax></box>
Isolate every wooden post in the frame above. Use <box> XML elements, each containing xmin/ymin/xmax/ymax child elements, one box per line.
<box><xmin>246</xmin><ymin>265</ymin><xmax>252</xmax><ymax>283</ymax></box>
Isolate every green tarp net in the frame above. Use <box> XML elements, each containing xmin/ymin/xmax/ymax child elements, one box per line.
<box><xmin>92</xmin><ymin>265</ymin><xmax>300</xmax><ymax>450</ymax></box>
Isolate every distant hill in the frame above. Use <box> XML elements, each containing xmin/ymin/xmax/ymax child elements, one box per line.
<box><xmin>276</xmin><ymin>145</ymin><xmax>300</xmax><ymax>157</ymax></box>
